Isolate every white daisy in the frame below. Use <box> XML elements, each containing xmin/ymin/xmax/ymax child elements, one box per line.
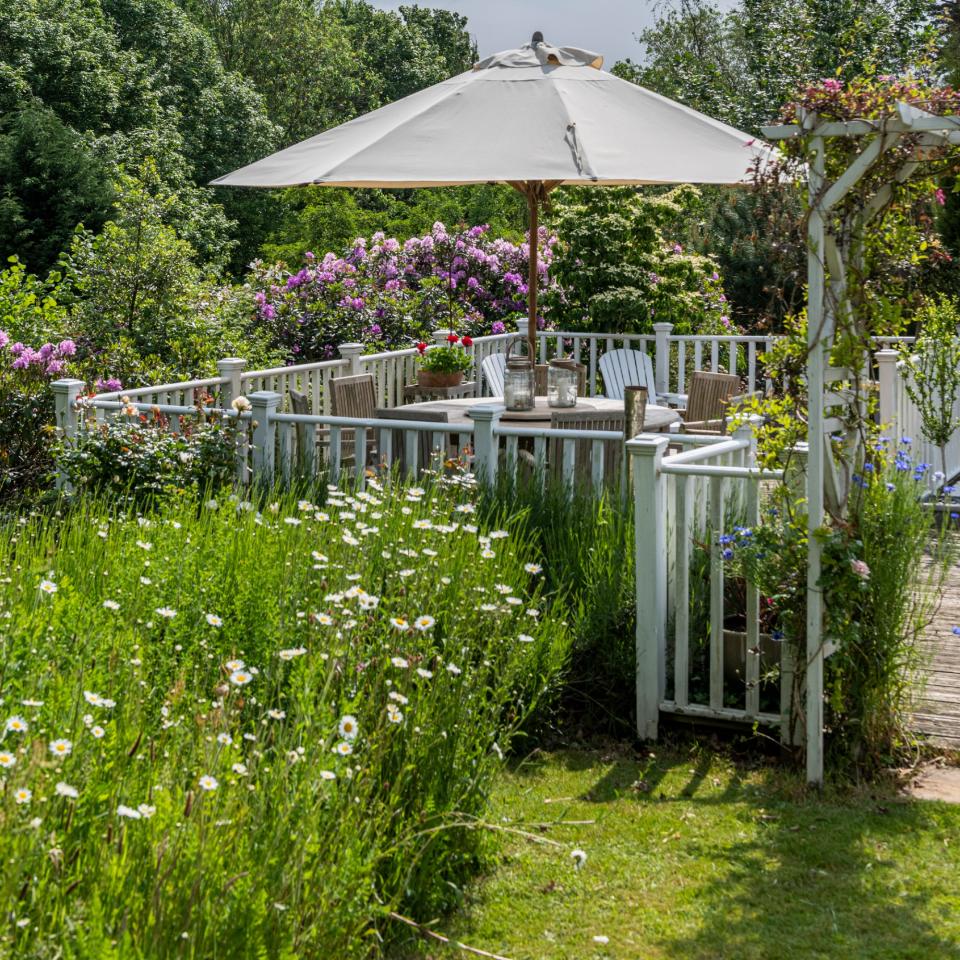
<box><xmin>137</xmin><ymin>804</ymin><xmax>156</xmax><ymax>818</ymax></box>
<box><xmin>518</xmin><ymin>634</ymin><xmax>535</xmax><ymax>644</ymax></box>
<box><xmin>38</xmin><ymin>579</ymin><xmax>58</xmax><ymax>595</ymax></box>
<box><xmin>229</xmin><ymin>670</ymin><xmax>253</xmax><ymax>686</ymax></box>
<box><xmin>416</xmin><ymin>668</ymin><xmax>433</xmax><ymax>679</ymax></box>
<box><xmin>90</xmin><ymin>726</ymin><xmax>106</xmax><ymax>739</ymax></box>
<box><xmin>198</xmin><ymin>775</ymin><xmax>219</xmax><ymax>791</ymax></box>
<box><xmin>5</xmin><ymin>716</ymin><xmax>28</xmax><ymax>733</ymax></box>
<box><xmin>155</xmin><ymin>607</ymin><xmax>176</xmax><ymax>619</ymax></box>
<box><xmin>205</xmin><ymin>614</ymin><xmax>223</xmax><ymax>627</ymax></box>
<box><xmin>103</xmin><ymin>599</ymin><xmax>120</xmax><ymax>610</ymax></box>
<box><xmin>224</xmin><ymin>659</ymin><xmax>245</xmax><ymax>671</ymax></box>
<box><xmin>390</xmin><ymin>618</ymin><xmax>410</xmax><ymax>633</ymax></box>
<box><xmin>414</xmin><ymin>615</ymin><xmax>435</xmax><ymax>632</ymax></box>
<box><xmin>0</xmin><ymin>751</ymin><xmax>16</xmax><ymax>768</ymax></box>
<box><xmin>117</xmin><ymin>804</ymin><xmax>141</xmax><ymax>819</ymax></box>
<box><xmin>14</xmin><ymin>788</ymin><xmax>32</xmax><ymax>805</ymax></box>
<box><xmin>390</xmin><ymin>656</ymin><xmax>409</xmax><ymax>669</ymax></box>
<box><xmin>335</xmin><ymin>741</ymin><xmax>353</xmax><ymax>756</ymax></box>
<box><xmin>319</xmin><ymin>770</ymin><xmax>337</xmax><ymax>781</ymax></box>
<box><xmin>338</xmin><ymin>715</ymin><xmax>359</xmax><ymax>740</ymax></box>
<box><xmin>524</xmin><ymin>563</ymin><xmax>543</xmax><ymax>575</ymax></box>
<box><xmin>49</xmin><ymin>739</ymin><xmax>73</xmax><ymax>758</ymax></box>
<box><xmin>55</xmin><ymin>782</ymin><xmax>79</xmax><ymax>799</ymax></box>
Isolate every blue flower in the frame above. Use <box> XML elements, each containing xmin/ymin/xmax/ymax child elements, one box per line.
<box><xmin>943</xmin><ymin>485</ymin><xmax>956</xmax><ymax>495</ymax></box>
<box><xmin>863</xmin><ymin>462</ymin><xmax>874</xmax><ymax>473</ymax></box>
<box><xmin>953</xmin><ymin>627</ymin><xmax>960</xmax><ymax>636</ymax></box>
<box><xmin>718</xmin><ymin>534</ymin><xmax>736</xmax><ymax>545</ymax></box>
<box><xmin>722</xmin><ymin>548</ymin><xmax>734</xmax><ymax>561</ymax></box>
<box><xmin>901</xmin><ymin>436</ymin><xmax>913</xmax><ymax>445</ymax></box>
<box><xmin>772</xmin><ymin>629</ymin><xmax>785</xmax><ymax>641</ymax></box>
<box><xmin>886</xmin><ymin>482</ymin><xmax>895</xmax><ymax>491</ymax></box>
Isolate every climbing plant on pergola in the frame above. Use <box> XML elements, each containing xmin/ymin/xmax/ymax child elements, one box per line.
<box><xmin>762</xmin><ymin>79</ymin><xmax>960</xmax><ymax>785</ymax></box>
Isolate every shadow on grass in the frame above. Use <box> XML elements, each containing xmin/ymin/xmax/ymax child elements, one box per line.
<box><xmin>509</xmin><ymin>745</ymin><xmax>959</xmax><ymax>959</ymax></box>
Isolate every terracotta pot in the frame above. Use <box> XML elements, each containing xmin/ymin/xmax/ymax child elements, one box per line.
<box><xmin>417</xmin><ymin>370</ymin><xmax>464</xmax><ymax>389</ymax></box>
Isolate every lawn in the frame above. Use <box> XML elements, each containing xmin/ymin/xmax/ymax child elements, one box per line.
<box><xmin>439</xmin><ymin>744</ymin><xmax>960</xmax><ymax>960</ymax></box>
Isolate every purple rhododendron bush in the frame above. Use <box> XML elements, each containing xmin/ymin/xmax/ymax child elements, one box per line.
<box><xmin>249</xmin><ymin>222</ymin><xmax>556</xmax><ymax>359</ymax></box>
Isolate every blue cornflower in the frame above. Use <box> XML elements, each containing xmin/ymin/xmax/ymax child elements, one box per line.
<box><xmin>901</xmin><ymin>436</ymin><xmax>913</xmax><ymax>445</ymax></box>
<box><xmin>886</xmin><ymin>482</ymin><xmax>895</xmax><ymax>491</ymax></box>
<box><xmin>953</xmin><ymin>627</ymin><xmax>960</xmax><ymax>636</ymax></box>
<box><xmin>943</xmin><ymin>485</ymin><xmax>956</xmax><ymax>495</ymax></box>
<box><xmin>952</xmin><ymin>513</ymin><xmax>959</xmax><ymax>521</ymax></box>
<box><xmin>863</xmin><ymin>462</ymin><xmax>874</xmax><ymax>473</ymax></box>
<box><xmin>722</xmin><ymin>548</ymin><xmax>734</xmax><ymax>561</ymax></box>
<box><xmin>772</xmin><ymin>629</ymin><xmax>785</xmax><ymax>641</ymax></box>
<box><xmin>718</xmin><ymin>534</ymin><xmax>736</xmax><ymax>545</ymax></box>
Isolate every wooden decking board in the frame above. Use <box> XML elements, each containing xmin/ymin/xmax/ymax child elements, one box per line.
<box><xmin>913</xmin><ymin>558</ymin><xmax>960</xmax><ymax>747</ymax></box>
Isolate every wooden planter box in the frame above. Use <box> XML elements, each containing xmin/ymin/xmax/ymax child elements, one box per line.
<box><xmin>722</xmin><ymin>629</ymin><xmax>780</xmax><ymax>686</ymax></box>
<box><xmin>417</xmin><ymin>370</ymin><xmax>464</xmax><ymax>389</ymax></box>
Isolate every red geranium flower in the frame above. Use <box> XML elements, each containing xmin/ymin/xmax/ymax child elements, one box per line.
<box><xmin>446</xmin><ymin>333</ymin><xmax>459</xmax><ymax>344</ymax></box>
<box><xmin>416</xmin><ymin>342</ymin><xmax>428</xmax><ymax>353</ymax></box>
<box><xmin>461</xmin><ymin>335</ymin><xmax>473</xmax><ymax>347</ymax></box>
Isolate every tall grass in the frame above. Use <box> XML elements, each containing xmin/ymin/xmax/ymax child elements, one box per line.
<box><xmin>479</xmin><ymin>476</ymin><xmax>636</xmax><ymax>732</ymax></box>
<box><xmin>0</xmin><ymin>480</ymin><xmax>570</xmax><ymax>957</ymax></box>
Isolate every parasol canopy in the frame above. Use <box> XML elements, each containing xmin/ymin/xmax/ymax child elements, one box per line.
<box><xmin>213</xmin><ymin>33</ymin><xmax>777</xmax><ymax>356</ymax></box>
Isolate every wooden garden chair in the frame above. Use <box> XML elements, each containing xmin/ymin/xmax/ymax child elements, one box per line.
<box><xmin>534</xmin><ymin>362</ymin><xmax>588</xmax><ymax>396</ymax></box>
<box><xmin>678</xmin><ymin>370</ymin><xmax>742</xmax><ymax>435</ymax></box>
<box><xmin>548</xmin><ymin>408</ymin><xmax>626</xmax><ymax>489</ymax></box>
<box><xmin>329</xmin><ymin>374</ymin><xmax>378</xmax><ymax>465</ymax></box>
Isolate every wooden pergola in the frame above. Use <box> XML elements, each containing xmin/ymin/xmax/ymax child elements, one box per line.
<box><xmin>762</xmin><ymin>103</ymin><xmax>960</xmax><ymax>784</ymax></box>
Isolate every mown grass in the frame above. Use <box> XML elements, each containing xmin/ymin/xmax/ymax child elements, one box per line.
<box><xmin>438</xmin><ymin>744</ymin><xmax>960</xmax><ymax>960</ymax></box>
<box><xmin>0</xmin><ymin>480</ymin><xmax>570</xmax><ymax>958</ymax></box>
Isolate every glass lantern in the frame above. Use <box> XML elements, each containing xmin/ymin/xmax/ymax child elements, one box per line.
<box><xmin>547</xmin><ymin>359</ymin><xmax>578</xmax><ymax>408</ymax></box>
<box><xmin>503</xmin><ymin>341</ymin><xmax>535</xmax><ymax>411</ymax></box>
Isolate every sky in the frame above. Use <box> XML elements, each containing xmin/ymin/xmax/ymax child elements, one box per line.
<box><xmin>374</xmin><ymin>0</ymin><xmax>734</xmax><ymax>70</ymax></box>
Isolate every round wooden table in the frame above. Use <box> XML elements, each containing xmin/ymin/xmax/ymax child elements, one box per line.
<box><xmin>390</xmin><ymin>396</ymin><xmax>681</xmax><ymax>432</ymax></box>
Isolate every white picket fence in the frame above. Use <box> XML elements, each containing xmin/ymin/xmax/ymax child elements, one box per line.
<box><xmin>876</xmin><ymin>349</ymin><xmax>960</xmax><ymax>482</ymax></box>
<box><xmin>627</xmin><ymin>427</ymin><xmax>795</xmax><ymax>741</ymax></box>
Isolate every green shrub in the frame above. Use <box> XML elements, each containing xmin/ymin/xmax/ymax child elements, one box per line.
<box><xmin>56</xmin><ymin>406</ymin><xmax>244</xmax><ymax>500</ymax></box>
<box><xmin>0</xmin><ymin>481</ymin><xmax>570</xmax><ymax>957</ymax></box>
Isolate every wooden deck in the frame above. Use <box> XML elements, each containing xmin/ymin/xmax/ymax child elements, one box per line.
<box><xmin>914</xmin><ymin>559</ymin><xmax>960</xmax><ymax>750</ymax></box>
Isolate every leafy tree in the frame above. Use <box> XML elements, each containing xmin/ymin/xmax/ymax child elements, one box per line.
<box><xmin>543</xmin><ymin>186</ymin><xmax>728</xmax><ymax>335</ymax></box>
<box><xmin>0</xmin><ymin>105</ymin><xmax>115</xmax><ymax>273</ymax></box>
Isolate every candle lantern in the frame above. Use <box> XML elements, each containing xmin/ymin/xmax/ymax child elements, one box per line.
<box><xmin>547</xmin><ymin>358</ymin><xmax>579</xmax><ymax>408</ymax></box>
<box><xmin>503</xmin><ymin>339</ymin><xmax>535</xmax><ymax>412</ymax></box>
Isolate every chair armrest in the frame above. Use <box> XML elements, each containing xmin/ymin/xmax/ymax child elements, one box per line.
<box><xmin>659</xmin><ymin>391</ymin><xmax>688</xmax><ymax>408</ymax></box>
<box><xmin>681</xmin><ymin>419</ymin><xmax>725</xmax><ymax>435</ymax></box>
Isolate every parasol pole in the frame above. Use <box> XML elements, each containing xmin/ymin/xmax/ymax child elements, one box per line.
<box><xmin>526</xmin><ymin>182</ymin><xmax>539</xmax><ymax>360</ymax></box>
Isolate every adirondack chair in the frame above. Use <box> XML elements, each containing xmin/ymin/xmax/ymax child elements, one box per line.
<box><xmin>374</xmin><ymin>407</ymin><xmax>452</xmax><ymax>478</ymax></box>
<box><xmin>329</xmin><ymin>374</ymin><xmax>378</xmax><ymax>465</ymax></box>
<box><xmin>548</xmin><ymin>409</ymin><xmax>626</xmax><ymax>488</ymax></box>
<box><xmin>481</xmin><ymin>353</ymin><xmax>506</xmax><ymax>397</ymax></box>
<box><xmin>599</xmin><ymin>349</ymin><xmax>657</xmax><ymax>403</ymax></box>
<box><xmin>679</xmin><ymin>371</ymin><xmax>742</xmax><ymax>435</ymax></box>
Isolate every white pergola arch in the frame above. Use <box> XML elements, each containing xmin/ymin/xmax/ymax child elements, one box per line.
<box><xmin>763</xmin><ymin>103</ymin><xmax>960</xmax><ymax>784</ymax></box>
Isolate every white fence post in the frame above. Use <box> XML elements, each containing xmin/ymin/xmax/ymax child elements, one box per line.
<box><xmin>653</xmin><ymin>322</ymin><xmax>673</xmax><ymax>395</ymax></box>
<box><xmin>875</xmin><ymin>349</ymin><xmax>899</xmax><ymax>440</ymax></box>
<box><xmin>217</xmin><ymin>357</ymin><xmax>246</xmax><ymax>408</ymax></box>
<box><xmin>339</xmin><ymin>343</ymin><xmax>364</xmax><ymax>376</ymax></box>
<box><xmin>469</xmin><ymin>403</ymin><xmax>503</xmax><ymax>485</ymax></box>
<box><xmin>249</xmin><ymin>391</ymin><xmax>280</xmax><ymax>485</ymax></box>
<box><xmin>51</xmin><ymin>378</ymin><xmax>85</xmax><ymax>492</ymax></box>
<box><xmin>628</xmin><ymin>434</ymin><xmax>669</xmax><ymax>740</ymax></box>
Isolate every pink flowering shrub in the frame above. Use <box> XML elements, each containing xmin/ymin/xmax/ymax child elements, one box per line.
<box><xmin>250</xmin><ymin>222</ymin><xmax>557</xmax><ymax>361</ymax></box>
<box><xmin>0</xmin><ymin>332</ymin><xmax>77</xmax><ymax>498</ymax></box>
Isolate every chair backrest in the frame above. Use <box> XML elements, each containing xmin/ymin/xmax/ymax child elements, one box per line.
<box><xmin>548</xmin><ymin>408</ymin><xmax>626</xmax><ymax>488</ymax></box>
<box><xmin>599</xmin><ymin>349</ymin><xmax>657</xmax><ymax>403</ymax></box>
<box><xmin>374</xmin><ymin>407</ymin><xmax>451</xmax><ymax>477</ymax></box>
<box><xmin>481</xmin><ymin>353</ymin><xmax>506</xmax><ymax>397</ymax></box>
<box><xmin>288</xmin><ymin>388</ymin><xmax>310</xmax><ymax>416</ymax></box>
<box><xmin>685</xmin><ymin>371</ymin><xmax>741</xmax><ymax>424</ymax></box>
<box><xmin>330</xmin><ymin>374</ymin><xmax>376</xmax><ymax>420</ymax></box>
<box><xmin>534</xmin><ymin>363</ymin><xmax>588</xmax><ymax>397</ymax></box>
